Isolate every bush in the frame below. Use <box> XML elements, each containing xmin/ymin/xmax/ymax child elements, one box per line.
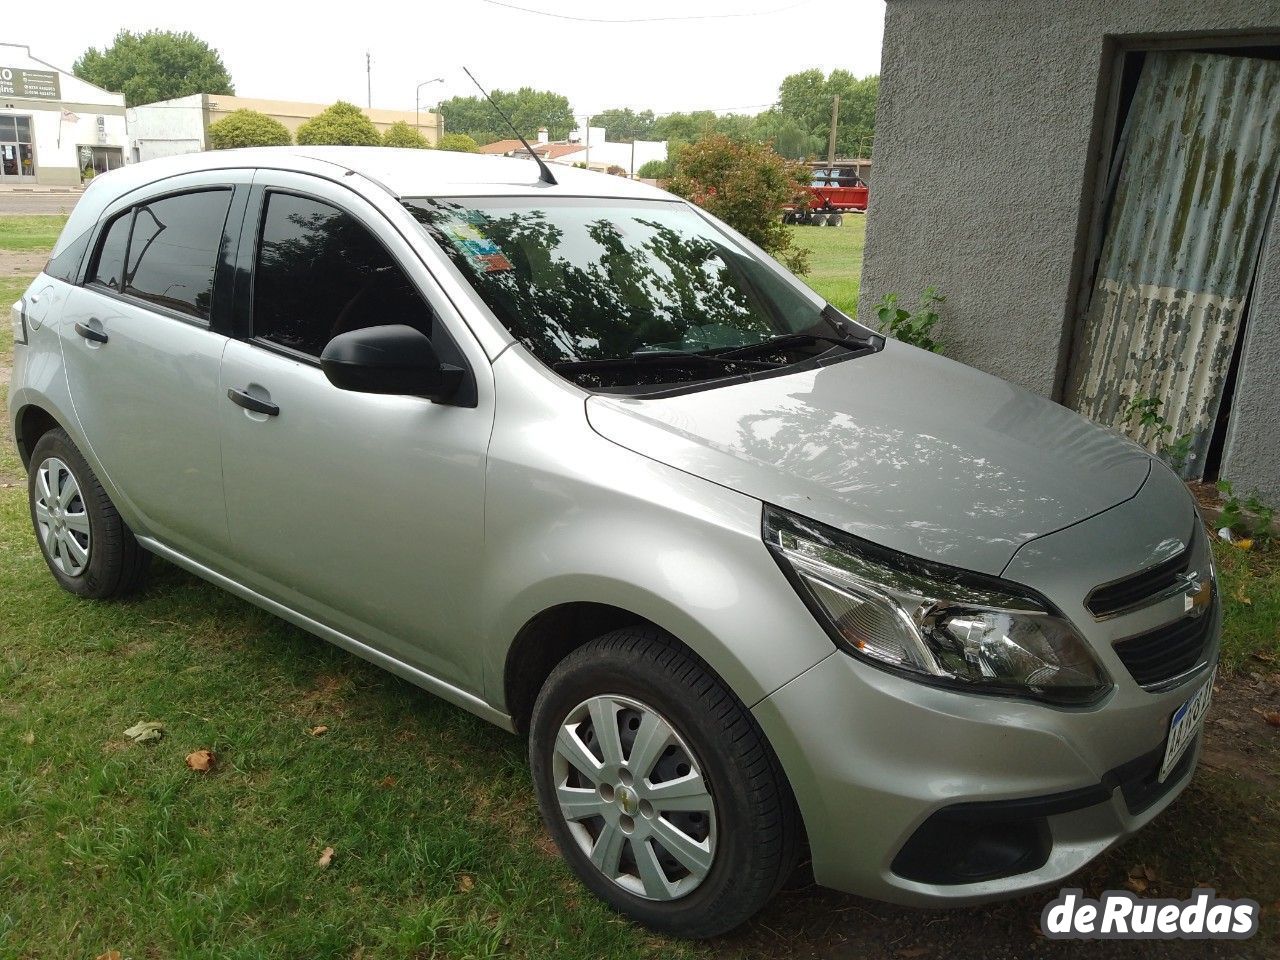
<box><xmin>382</xmin><ymin>121</ymin><xmax>431</xmax><ymax>149</ymax></box>
<box><xmin>636</xmin><ymin>159</ymin><xmax>669</xmax><ymax>179</ymax></box>
<box><xmin>207</xmin><ymin>109</ymin><xmax>291</xmax><ymax>150</ymax></box>
<box><xmin>437</xmin><ymin>132</ymin><xmax>480</xmax><ymax>153</ymax></box>
<box><xmin>665</xmin><ymin>135</ymin><xmax>810</xmax><ymax>273</ymax></box>
<box><xmin>295</xmin><ymin>101</ymin><xmax>381</xmax><ymax>147</ymax></box>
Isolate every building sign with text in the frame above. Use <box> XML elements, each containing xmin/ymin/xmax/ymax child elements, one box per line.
<box><xmin>0</xmin><ymin>67</ymin><xmax>61</xmax><ymax>100</ymax></box>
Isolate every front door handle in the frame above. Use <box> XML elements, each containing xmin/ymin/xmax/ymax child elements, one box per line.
<box><xmin>227</xmin><ymin>387</ymin><xmax>279</xmax><ymax>417</ymax></box>
<box><xmin>74</xmin><ymin>321</ymin><xmax>108</xmax><ymax>344</ymax></box>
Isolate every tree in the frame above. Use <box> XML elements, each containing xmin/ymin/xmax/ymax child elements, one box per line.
<box><xmin>438</xmin><ymin>88</ymin><xmax>573</xmax><ymax>145</ymax></box>
<box><xmin>592</xmin><ymin>108</ymin><xmax>657</xmax><ymax>143</ymax></box>
<box><xmin>207</xmin><ymin>110</ymin><xmax>291</xmax><ymax>150</ymax></box>
<box><xmin>653</xmin><ymin>111</ymin><xmax>719</xmax><ymax>144</ymax></box>
<box><xmin>666</xmin><ymin>135</ymin><xmax>810</xmax><ymax>274</ymax></box>
<box><xmin>295</xmin><ymin>102</ymin><xmax>381</xmax><ymax>147</ymax></box>
<box><xmin>382</xmin><ymin>121</ymin><xmax>431</xmax><ymax>149</ymax></box>
<box><xmin>438</xmin><ymin>133</ymin><xmax>480</xmax><ymax>153</ymax></box>
<box><xmin>776</xmin><ymin>68</ymin><xmax>878</xmax><ymax>158</ymax></box>
<box><xmin>752</xmin><ymin>110</ymin><xmax>823</xmax><ymax>160</ymax></box>
<box><xmin>74</xmin><ymin>30</ymin><xmax>233</xmax><ymax>107</ymax></box>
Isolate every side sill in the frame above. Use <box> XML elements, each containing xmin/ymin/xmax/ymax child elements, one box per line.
<box><xmin>137</xmin><ymin>536</ymin><xmax>517</xmax><ymax>734</ymax></box>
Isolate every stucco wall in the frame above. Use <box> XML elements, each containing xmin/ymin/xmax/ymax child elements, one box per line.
<box><xmin>860</xmin><ymin>0</ymin><xmax>1280</xmax><ymax>498</ymax></box>
<box><xmin>1221</xmin><ymin>214</ymin><xmax>1280</xmax><ymax>501</ymax></box>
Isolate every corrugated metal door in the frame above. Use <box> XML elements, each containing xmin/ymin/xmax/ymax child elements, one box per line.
<box><xmin>1068</xmin><ymin>51</ymin><xmax>1280</xmax><ymax>477</ymax></box>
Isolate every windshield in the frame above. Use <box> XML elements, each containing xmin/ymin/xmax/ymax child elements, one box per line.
<box><xmin>405</xmin><ymin>197</ymin><xmax>839</xmax><ymax>375</ymax></box>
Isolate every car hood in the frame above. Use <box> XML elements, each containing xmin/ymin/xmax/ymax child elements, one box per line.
<box><xmin>586</xmin><ymin>342</ymin><xmax>1153</xmax><ymax>575</ymax></box>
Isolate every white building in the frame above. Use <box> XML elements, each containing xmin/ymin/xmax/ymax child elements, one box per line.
<box><xmin>480</xmin><ymin>126</ymin><xmax>667</xmax><ymax>178</ymax></box>
<box><xmin>127</xmin><ymin>94</ymin><xmax>443</xmax><ymax>162</ymax></box>
<box><xmin>0</xmin><ymin>43</ymin><xmax>127</xmax><ymax>185</ymax></box>
<box><xmin>562</xmin><ymin>126</ymin><xmax>668</xmax><ymax>176</ymax></box>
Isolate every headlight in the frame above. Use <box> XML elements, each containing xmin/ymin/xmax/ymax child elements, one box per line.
<box><xmin>764</xmin><ymin>506</ymin><xmax>1110</xmax><ymax>705</ymax></box>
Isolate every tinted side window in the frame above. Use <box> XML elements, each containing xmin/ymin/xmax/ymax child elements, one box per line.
<box><xmin>89</xmin><ymin>211</ymin><xmax>131</xmax><ymax>291</ymax></box>
<box><xmin>45</xmin><ymin>226</ymin><xmax>93</xmax><ymax>283</ymax></box>
<box><xmin>253</xmin><ymin>192</ymin><xmax>430</xmax><ymax>357</ymax></box>
<box><xmin>125</xmin><ymin>189</ymin><xmax>232</xmax><ymax>319</ymax></box>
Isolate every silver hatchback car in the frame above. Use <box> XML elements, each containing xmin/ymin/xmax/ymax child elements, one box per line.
<box><xmin>9</xmin><ymin>147</ymin><xmax>1219</xmax><ymax>937</ymax></box>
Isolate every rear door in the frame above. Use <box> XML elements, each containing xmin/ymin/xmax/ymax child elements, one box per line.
<box><xmin>60</xmin><ymin>171</ymin><xmax>248</xmax><ymax>563</ymax></box>
<box><xmin>217</xmin><ymin>172</ymin><xmax>495</xmax><ymax>691</ymax></box>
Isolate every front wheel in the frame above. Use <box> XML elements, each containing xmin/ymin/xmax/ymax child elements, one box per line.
<box><xmin>529</xmin><ymin>627</ymin><xmax>800</xmax><ymax>938</ymax></box>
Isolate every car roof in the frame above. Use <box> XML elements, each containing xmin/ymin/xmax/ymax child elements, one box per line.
<box><xmin>51</xmin><ymin>147</ymin><xmax>676</xmax><ymax>257</ymax></box>
<box><xmin>104</xmin><ymin>146</ymin><xmax>671</xmax><ymax>200</ymax></box>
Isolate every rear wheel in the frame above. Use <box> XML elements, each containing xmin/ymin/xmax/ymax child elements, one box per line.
<box><xmin>826</xmin><ymin>214</ymin><xmax>843</xmax><ymax>227</ymax></box>
<box><xmin>27</xmin><ymin>429</ymin><xmax>149</xmax><ymax>599</ymax></box>
<box><xmin>529</xmin><ymin>627</ymin><xmax>799</xmax><ymax>938</ymax></box>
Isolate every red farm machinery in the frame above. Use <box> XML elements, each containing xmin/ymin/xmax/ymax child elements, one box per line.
<box><xmin>783</xmin><ymin>162</ymin><xmax>869</xmax><ymax>227</ymax></box>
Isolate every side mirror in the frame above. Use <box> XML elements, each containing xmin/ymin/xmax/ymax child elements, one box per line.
<box><xmin>320</xmin><ymin>324</ymin><xmax>464</xmax><ymax>402</ymax></box>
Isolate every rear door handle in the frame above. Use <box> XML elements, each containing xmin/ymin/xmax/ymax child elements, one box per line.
<box><xmin>227</xmin><ymin>387</ymin><xmax>279</xmax><ymax>417</ymax></box>
<box><xmin>74</xmin><ymin>321</ymin><xmax>108</xmax><ymax>344</ymax></box>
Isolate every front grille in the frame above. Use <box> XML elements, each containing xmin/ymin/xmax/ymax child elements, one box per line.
<box><xmin>1086</xmin><ymin>543</ymin><xmax>1192</xmax><ymax>619</ymax></box>
<box><xmin>1112</xmin><ymin>601</ymin><xmax>1215</xmax><ymax>688</ymax></box>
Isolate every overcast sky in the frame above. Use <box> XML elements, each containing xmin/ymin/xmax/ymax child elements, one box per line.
<box><xmin>14</xmin><ymin>0</ymin><xmax>884</xmax><ymax>118</ymax></box>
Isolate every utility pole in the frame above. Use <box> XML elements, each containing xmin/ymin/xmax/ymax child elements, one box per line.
<box><xmin>584</xmin><ymin>116</ymin><xmax>591</xmax><ymax>169</ymax></box>
<box><xmin>366</xmin><ymin>52</ymin><xmax>372</xmax><ymax>108</ymax></box>
<box><xmin>826</xmin><ymin>94</ymin><xmax>840</xmax><ymax>168</ymax></box>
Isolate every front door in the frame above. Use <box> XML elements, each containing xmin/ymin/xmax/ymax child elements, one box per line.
<box><xmin>217</xmin><ymin>175</ymin><xmax>494</xmax><ymax>691</ymax></box>
<box><xmin>0</xmin><ymin>114</ymin><xmax>36</xmax><ymax>182</ymax></box>
<box><xmin>60</xmin><ymin>175</ymin><xmax>245</xmax><ymax>563</ymax></box>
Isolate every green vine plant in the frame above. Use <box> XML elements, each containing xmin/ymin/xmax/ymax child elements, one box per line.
<box><xmin>875</xmin><ymin>288</ymin><xmax>945</xmax><ymax>354</ymax></box>
<box><xmin>1121</xmin><ymin>396</ymin><xmax>1194</xmax><ymax>471</ymax></box>
<box><xmin>1216</xmin><ymin>480</ymin><xmax>1275</xmax><ymax>544</ymax></box>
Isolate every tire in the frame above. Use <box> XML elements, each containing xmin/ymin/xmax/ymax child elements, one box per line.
<box><xmin>826</xmin><ymin>214</ymin><xmax>843</xmax><ymax>227</ymax></box>
<box><xmin>529</xmin><ymin>626</ymin><xmax>800</xmax><ymax>938</ymax></box>
<box><xmin>27</xmin><ymin>428</ymin><xmax>149</xmax><ymax>599</ymax></box>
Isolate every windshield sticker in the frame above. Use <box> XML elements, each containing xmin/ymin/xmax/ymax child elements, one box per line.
<box><xmin>441</xmin><ymin>221</ymin><xmax>513</xmax><ymax>273</ymax></box>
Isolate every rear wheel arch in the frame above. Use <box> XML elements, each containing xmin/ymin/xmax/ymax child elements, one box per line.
<box><xmin>15</xmin><ymin>404</ymin><xmax>64</xmax><ymax>472</ymax></box>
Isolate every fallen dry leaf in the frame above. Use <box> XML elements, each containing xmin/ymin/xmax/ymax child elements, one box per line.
<box><xmin>185</xmin><ymin>749</ymin><xmax>216</xmax><ymax>772</ymax></box>
<box><xmin>123</xmin><ymin>721</ymin><xmax>164</xmax><ymax>744</ymax></box>
<box><xmin>95</xmin><ymin>952</ymin><xmax>122</xmax><ymax>960</ymax></box>
<box><xmin>1233</xmin><ymin>582</ymin><xmax>1253</xmax><ymax>605</ymax></box>
<box><xmin>308</xmin><ymin>725</ymin><xmax>330</xmax><ymax>737</ymax></box>
<box><xmin>1235</xmin><ymin>538</ymin><xmax>1255</xmax><ymax>551</ymax></box>
<box><xmin>377</xmin><ymin>775</ymin><xmax>397</xmax><ymax>789</ymax></box>
<box><xmin>1262</xmin><ymin>712</ymin><xmax>1280</xmax><ymax>728</ymax></box>
<box><xmin>317</xmin><ymin>846</ymin><xmax>335</xmax><ymax>869</ymax></box>
<box><xmin>20</xmin><ymin>731</ymin><xmax>35</xmax><ymax>746</ymax></box>
<box><xmin>458</xmin><ymin>874</ymin><xmax>475</xmax><ymax>893</ymax></box>
<box><xmin>1125</xmin><ymin>876</ymin><xmax>1148</xmax><ymax>893</ymax></box>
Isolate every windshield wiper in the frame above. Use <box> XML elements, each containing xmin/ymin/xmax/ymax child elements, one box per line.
<box><xmin>708</xmin><ymin>331</ymin><xmax>866</xmax><ymax>361</ymax></box>
<box><xmin>554</xmin><ymin>352</ymin><xmax>784</xmax><ymax>373</ymax></box>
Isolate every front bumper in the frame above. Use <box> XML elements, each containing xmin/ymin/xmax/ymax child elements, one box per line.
<box><xmin>752</xmin><ymin>607</ymin><xmax>1220</xmax><ymax>906</ymax></box>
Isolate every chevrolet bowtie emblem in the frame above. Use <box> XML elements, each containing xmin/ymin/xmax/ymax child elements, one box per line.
<box><xmin>1183</xmin><ymin>574</ymin><xmax>1213</xmax><ymax>614</ymax></box>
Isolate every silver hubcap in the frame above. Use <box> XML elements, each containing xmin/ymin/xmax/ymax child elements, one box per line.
<box><xmin>552</xmin><ymin>694</ymin><xmax>716</xmax><ymax>901</ymax></box>
<box><xmin>34</xmin><ymin>457</ymin><xmax>91</xmax><ymax>577</ymax></box>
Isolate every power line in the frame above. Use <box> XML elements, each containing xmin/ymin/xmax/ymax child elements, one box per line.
<box><xmin>478</xmin><ymin>0</ymin><xmax>812</xmax><ymax>24</ymax></box>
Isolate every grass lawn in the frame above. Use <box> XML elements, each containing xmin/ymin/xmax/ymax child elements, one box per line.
<box><xmin>2</xmin><ymin>214</ymin><xmax>1278</xmax><ymax>957</ymax></box>
<box><xmin>789</xmin><ymin>217</ymin><xmax>866</xmax><ymax>316</ymax></box>
<box><xmin>0</xmin><ymin>215</ymin><xmax>69</xmax><ymax>252</ymax></box>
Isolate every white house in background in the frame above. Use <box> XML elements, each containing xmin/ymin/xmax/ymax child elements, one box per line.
<box><xmin>480</xmin><ymin>125</ymin><xmax>667</xmax><ymax>177</ymax></box>
<box><xmin>0</xmin><ymin>42</ymin><xmax>128</xmax><ymax>185</ymax></box>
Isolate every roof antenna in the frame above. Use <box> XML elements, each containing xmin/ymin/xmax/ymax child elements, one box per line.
<box><xmin>463</xmin><ymin>66</ymin><xmax>558</xmax><ymax>186</ymax></box>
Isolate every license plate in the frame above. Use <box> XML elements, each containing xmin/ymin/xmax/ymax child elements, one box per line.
<box><xmin>1159</xmin><ymin>668</ymin><xmax>1215</xmax><ymax>783</ymax></box>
